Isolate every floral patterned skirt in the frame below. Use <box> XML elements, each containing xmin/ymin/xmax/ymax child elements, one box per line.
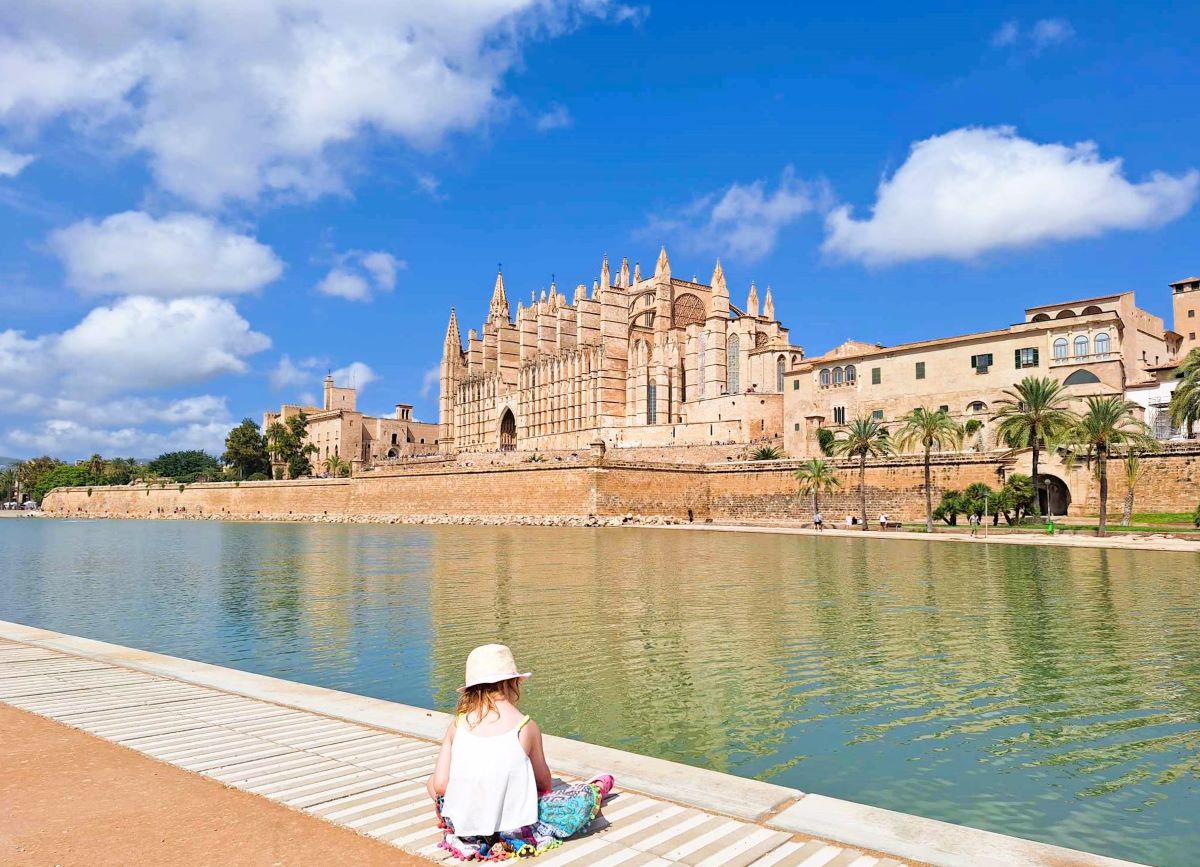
<box><xmin>438</xmin><ymin>780</ymin><xmax>607</xmax><ymax>861</ymax></box>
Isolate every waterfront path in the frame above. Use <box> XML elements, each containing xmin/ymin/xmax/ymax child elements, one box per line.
<box><xmin>0</xmin><ymin>621</ymin><xmax>1146</xmax><ymax>867</ymax></box>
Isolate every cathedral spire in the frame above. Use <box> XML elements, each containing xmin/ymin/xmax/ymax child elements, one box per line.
<box><xmin>763</xmin><ymin>285</ymin><xmax>775</xmax><ymax>320</ymax></box>
<box><xmin>711</xmin><ymin>259</ymin><xmax>727</xmax><ymax>297</ymax></box>
<box><xmin>488</xmin><ymin>268</ymin><xmax>509</xmax><ymax>323</ymax></box>
<box><xmin>601</xmin><ymin>254</ymin><xmax>611</xmax><ymax>289</ymax></box>
<box><xmin>746</xmin><ymin>282</ymin><xmax>760</xmax><ymax>317</ymax></box>
<box><xmin>654</xmin><ymin>245</ymin><xmax>671</xmax><ymax>280</ymax></box>
<box><xmin>444</xmin><ymin>307</ymin><xmax>462</xmax><ymax>352</ymax></box>
<box><xmin>634</xmin><ymin>261</ymin><xmax>642</xmax><ymax>282</ymax></box>
<box><xmin>619</xmin><ymin>257</ymin><xmax>630</xmax><ymax>288</ymax></box>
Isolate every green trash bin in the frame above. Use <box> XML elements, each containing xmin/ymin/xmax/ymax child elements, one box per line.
<box><xmin>1045</xmin><ymin>519</ymin><xmax>1054</xmax><ymax>535</ymax></box>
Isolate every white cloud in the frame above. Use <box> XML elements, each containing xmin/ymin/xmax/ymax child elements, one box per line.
<box><xmin>645</xmin><ymin>166</ymin><xmax>826</xmax><ymax>261</ymax></box>
<box><xmin>822</xmin><ymin>126</ymin><xmax>1200</xmax><ymax>265</ymax></box>
<box><xmin>535</xmin><ymin>104</ymin><xmax>572</xmax><ymax>132</ymax></box>
<box><xmin>0</xmin><ymin>1</ymin><xmax>632</xmax><ymax>206</ymax></box>
<box><xmin>55</xmin><ymin>295</ymin><xmax>271</xmax><ymax>395</ymax></box>
<box><xmin>316</xmin><ymin>269</ymin><xmax>371</xmax><ymax>301</ymax></box>
<box><xmin>3</xmin><ymin>418</ymin><xmax>230</xmax><ymax>458</ymax></box>
<box><xmin>331</xmin><ymin>361</ymin><xmax>376</xmax><ymax>392</ymax></box>
<box><xmin>420</xmin><ymin>365</ymin><xmax>440</xmax><ymax>398</ymax></box>
<box><xmin>991</xmin><ymin>18</ymin><xmax>1074</xmax><ymax>52</ymax></box>
<box><xmin>315</xmin><ymin>249</ymin><xmax>403</xmax><ymax>301</ymax></box>
<box><xmin>1030</xmin><ymin>18</ymin><xmax>1074</xmax><ymax>49</ymax></box>
<box><xmin>360</xmin><ymin>251</ymin><xmax>398</xmax><ymax>291</ymax></box>
<box><xmin>0</xmin><ymin>146</ymin><xmax>35</xmax><ymax>176</ymax></box>
<box><xmin>48</xmin><ymin>211</ymin><xmax>283</xmax><ymax>297</ymax></box>
<box><xmin>269</xmin><ymin>354</ymin><xmax>317</xmax><ymax>391</ymax></box>
<box><xmin>415</xmin><ymin>173</ymin><xmax>445</xmax><ymax>200</ymax></box>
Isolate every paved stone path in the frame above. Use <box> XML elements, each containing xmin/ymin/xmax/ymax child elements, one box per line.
<box><xmin>0</xmin><ymin>638</ymin><xmax>906</xmax><ymax>867</ymax></box>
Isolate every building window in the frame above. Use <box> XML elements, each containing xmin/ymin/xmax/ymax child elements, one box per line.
<box><xmin>792</xmin><ymin>379</ymin><xmax>800</xmax><ymax>390</ymax></box>
<box><xmin>871</xmin><ymin>409</ymin><xmax>884</xmax><ymax>420</ymax></box>
<box><xmin>777</xmin><ymin>356</ymin><xmax>786</xmax><ymax>392</ymax></box>
<box><xmin>968</xmin><ymin>401</ymin><xmax>987</xmax><ymax>413</ymax></box>
<box><xmin>915</xmin><ymin>361</ymin><xmax>925</xmax><ymax>379</ymax></box>
<box><xmin>647</xmin><ymin>381</ymin><xmax>657</xmax><ymax>424</ymax></box>
<box><xmin>970</xmin><ymin>353</ymin><xmax>993</xmax><ymax>373</ymax></box>
<box><xmin>939</xmin><ymin>404</ymin><xmax>949</xmax><ymax>413</ymax></box>
<box><xmin>871</xmin><ymin>367</ymin><xmax>881</xmax><ymax>385</ymax></box>
<box><xmin>1191</xmin><ymin>332</ymin><xmax>1196</xmax><ymax>340</ymax></box>
<box><xmin>1094</xmin><ymin>332</ymin><xmax>1111</xmax><ymax>355</ymax></box>
<box><xmin>1074</xmin><ymin>335</ymin><xmax>1090</xmax><ymax>356</ymax></box>
<box><xmin>833</xmin><ymin>366</ymin><xmax>844</xmax><ymax>385</ymax></box>
<box><xmin>727</xmin><ymin>334</ymin><xmax>741</xmax><ymax>393</ymax></box>
<box><xmin>1015</xmin><ymin>347</ymin><xmax>1039</xmax><ymax>368</ymax></box>
<box><xmin>1053</xmin><ymin>337</ymin><xmax>1069</xmax><ymax>359</ymax></box>
<box><xmin>391</xmin><ymin>433</ymin><xmax>398</xmax><ymax>445</ymax></box>
<box><xmin>794</xmin><ymin>423</ymin><xmax>800</xmax><ymax>431</ymax></box>
<box><xmin>819</xmin><ymin>368</ymin><xmax>830</xmax><ymax>387</ymax></box>
<box><xmin>833</xmin><ymin>406</ymin><xmax>846</xmax><ymax>424</ymax></box>
<box><xmin>845</xmin><ymin>365</ymin><xmax>856</xmax><ymax>383</ymax></box>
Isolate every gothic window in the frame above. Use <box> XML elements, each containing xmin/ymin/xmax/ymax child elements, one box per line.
<box><xmin>845</xmin><ymin>364</ymin><xmax>856</xmax><ymax>383</ymax></box>
<box><xmin>776</xmin><ymin>356</ymin><xmax>785</xmax><ymax>392</ymax></box>
<box><xmin>647</xmin><ymin>381</ymin><xmax>657</xmax><ymax>424</ymax></box>
<box><xmin>819</xmin><ymin>368</ymin><xmax>830</xmax><ymax>387</ymax></box>
<box><xmin>1074</xmin><ymin>335</ymin><xmax>1090</xmax><ymax>356</ymax></box>
<box><xmin>673</xmin><ymin>293</ymin><xmax>705</xmax><ymax>328</ymax></box>
<box><xmin>755</xmin><ymin>331</ymin><xmax>768</xmax><ymax>348</ymax></box>
<box><xmin>727</xmin><ymin>334</ymin><xmax>741</xmax><ymax>393</ymax></box>
<box><xmin>1053</xmin><ymin>338</ymin><xmax>1069</xmax><ymax>359</ymax></box>
<box><xmin>1095</xmin><ymin>332</ymin><xmax>1111</xmax><ymax>354</ymax></box>
<box><xmin>832</xmin><ymin>367</ymin><xmax>844</xmax><ymax>385</ymax></box>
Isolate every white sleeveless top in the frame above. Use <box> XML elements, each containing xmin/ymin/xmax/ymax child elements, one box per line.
<box><xmin>441</xmin><ymin>714</ymin><xmax>538</xmax><ymax>836</ymax></box>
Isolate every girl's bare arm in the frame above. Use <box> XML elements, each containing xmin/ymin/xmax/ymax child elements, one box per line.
<box><xmin>521</xmin><ymin>719</ymin><xmax>554</xmax><ymax>794</ymax></box>
<box><xmin>427</xmin><ymin>722</ymin><xmax>455</xmax><ymax>799</ymax></box>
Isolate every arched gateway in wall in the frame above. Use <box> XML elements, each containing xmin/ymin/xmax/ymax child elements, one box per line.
<box><xmin>1038</xmin><ymin>474</ymin><xmax>1071</xmax><ymax>516</ymax></box>
<box><xmin>499</xmin><ymin>409</ymin><xmax>516</xmax><ymax>451</ymax></box>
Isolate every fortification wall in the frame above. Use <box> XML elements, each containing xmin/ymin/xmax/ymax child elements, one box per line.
<box><xmin>41</xmin><ymin>448</ymin><xmax>1200</xmax><ymax>523</ymax></box>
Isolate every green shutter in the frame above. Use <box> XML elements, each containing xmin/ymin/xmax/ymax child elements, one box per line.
<box><xmin>1014</xmin><ymin>349</ymin><xmax>1022</xmax><ymax>369</ymax></box>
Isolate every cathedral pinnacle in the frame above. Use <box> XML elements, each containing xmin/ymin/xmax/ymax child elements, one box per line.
<box><xmin>747</xmin><ymin>281</ymin><xmax>760</xmax><ymax>317</ymax></box>
<box><xmin>763</xmin><ymin>285</ymin><xmax>775</xmax><ymax>320</ymax></box>
<box><xmin>619</xmin><ymin>257</ymin><xmax>630</xmax><ymax>288</ymax></box>
<box><xmin>444</xmin><ymin>307</ymin><xmax>462</xmax><ymax>350</ymax></box>
<box><xmin>634</xmin><ymin>261</ymin><xmax>642</xmax><ymax>282</ymax></box>
<box><xmin>654</xmin><ymin>246</ymin><xmax>671</xmax><ymax>280</ymax></box>
<box><xmin>711</xmin><ymin>259</ymin><xmax>727</xmax><ymax>297</ymax></box>
<box><xmin>488</xmin><ymin>269</ymin><xmax>510</xmax><ymax>322</ymax></box>
<box><xmin>601</xmin><ymin>253</ymin><xmax>611</xmax><ymax>289</ymax></box>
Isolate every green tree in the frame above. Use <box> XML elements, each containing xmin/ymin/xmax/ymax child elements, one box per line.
<box><xmin>15</xmin><ymin>456</ymin><xmax>62</xmax><ymax>503</ymax></box>
<box><xmin>894</xmin><ymin>407</ymin><xmax>963</xmax><ymax>532</ymax></box>
<box><xmin>816</xmin><ymin>427</ymin><xmax>836</xmax><ymax>457</ymax></box>
<box><xmin>993</xmin><ymin>376</ymin><xmax>1076</xmax><ymax>516</ymax></box>
<box><xmin>961</xmin><ymin>482</ymin><xmax>995</xmax><ymax>523</ymax></box>
<box><xmin>1169</xmin><ymin>348</ymin><xmax>1200</xmax><ymax>437</ymax></box>
<box><xmin>1119</xmin><ymin>452</ymin><xmax>1151</xmax><ymax>526</ymax></box>
<box><xmin>933</xmin><ymin>490</ymin><xmax>965</xmax><ymax>525</ymax></box>
<box><xmin>223</xmin><ymin>418</ymin><xmax>271</xmax><ymax>479</ymax></box>
<box><xmin>751</xmin><ymin>445</ymin><xmax>784</xmax><ymax>460</ymax></box>
<box><xmin>998</xmin><ymin>473</ymin><xmax>1035</xmax><ymax>524</ymax></box>
<box><xmin>1058</xmin><ymin>396</ymin><xmax>1158</xmax><ymax>537</ymax></box>
<box><xmin>266</xmin><ymin>413</ymin><xmax>316</xmax><ymax>479</ymax></box>
<box><xmin>793</xmin><ymin>459</ymin><xmax>841</xmax><ymax>516</ymax></box>
<box><xmin>100</xmin><ymin>457</ymin><xmax>139</xmax><ymax>485</ymax></box>
<box><xmin>31</xmin><ymin>464</ymin><xmax>93</xmax><ymax>503</ymax></box>
<box><xmin>323</xmin><ymin>454</ymin><xmax>350</xmax><ymax>478</ymax></box>
<box><xmin>832</xmin><ymin>417</ymin><xmax>891</xmax><ymax>528</ymax></box>
<box><xmin>147</xmin><ymin>450</ymin><xmax>221</xmax><ymax>484</ymax></box>
<box><xmin>0</xmin><ymin>465</ymin><xmax>16</xmax><ymax>501</ymax></box>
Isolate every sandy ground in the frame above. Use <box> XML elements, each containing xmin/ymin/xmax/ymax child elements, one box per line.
<box><xmin>0</xmin><ymin>703</ymin><xmax>428</xmax><ymax>867</ymax></box>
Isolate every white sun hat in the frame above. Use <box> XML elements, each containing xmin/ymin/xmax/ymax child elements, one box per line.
<box><xmin>459</xmin><ymin>643</ymin><xmax>532</xmax><ymax>692</ymax></box>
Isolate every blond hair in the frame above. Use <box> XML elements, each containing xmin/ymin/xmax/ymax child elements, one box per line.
<box><xmin>456</xmin><ymin>677</ymin><xmax>522</xmax><ymax>726</ymax></box>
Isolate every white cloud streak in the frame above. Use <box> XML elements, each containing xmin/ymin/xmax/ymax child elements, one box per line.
<box><xmin>822</xmin><ymin>126</ymin><xmax>1199</xmax><ymax>265</ymax></box>
<box><xmin>535</xmin><ymin>104</ymin><xmax>572</xmax><ymax>132</ymax></box>
<box><xmin>0</xmin><ymin>146</ymin><xmax>35</xmax><ymax>176</ymax></box>
<box><xmin>315</xmin><ymin>249</ymin><xmax>403</xmax><ymax>302</ymax></box>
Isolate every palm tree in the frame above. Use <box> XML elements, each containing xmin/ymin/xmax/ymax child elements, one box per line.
<box><xmin>993</xmin><ymin>376</ymin><xmax>1076</xmax><ymax>516</ymax></box>
<box><xmin>793</xmin><ymin>459</ymin><xmax>841</xmax><ymax>517</ymax></box>
<box><xmin>1058</xmin><ymin>396</ymin><xmax>1157</xmax><ymax>536</ymax></box>
<box><xmin>832</xmin><ymin>417</ymin><xmax>891</xmax><ymax>528</ymax></box>
<box><xmin>894</xmin><ymin>407</ymin><xmax>963</xmax><ymax>532</ymax></box>
<box><xmin>323</xmin><ymin>455</ymin><xmax>350</xmax><ymax>478</ymax></box>
<box><xmin>1119</xmin><ymin>452</ymin><xmax>1150</xmax><ymax>526</ymax></box>
<box><xmin>1169</xmin><ymin>348</ymin><xmax>1200</xmax><ymax>437</ymax></box>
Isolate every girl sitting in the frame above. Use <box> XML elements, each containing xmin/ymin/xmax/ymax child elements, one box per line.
<box><xmin>428</xmin><ymin>644</ymin><xmax>615</xmax><ymax>861</ymax></box>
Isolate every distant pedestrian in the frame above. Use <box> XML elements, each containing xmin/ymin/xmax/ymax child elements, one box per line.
<box><xmin>429</xmin><ymin>645</ymin><xmax>614</xmax><ymax>860</ymax></box>
<box><xmin>969</xmin><ymin>512</ymin><xmax>979</xmax><ymax>537</ymax></box>
<box><xmin>813</xmin><ymin>512</ymin><xmax>824</xmax><ymax>531</ymax></box>
<box><xmin>878</xmin><ymin>513</ymin><xmax>888</xmax><ymax>531</ymax></box>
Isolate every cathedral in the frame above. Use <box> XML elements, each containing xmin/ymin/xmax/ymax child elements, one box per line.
<box><xmin>439</xmin><ymin>248</ymin><xmax>803</xmax><ymax>454</ymax></box>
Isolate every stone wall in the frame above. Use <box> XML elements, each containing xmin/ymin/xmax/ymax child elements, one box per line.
<box><xmin>42</xmin><ymin>447</ymin><xmax>1200</xmax><ymax>523</ymax></box>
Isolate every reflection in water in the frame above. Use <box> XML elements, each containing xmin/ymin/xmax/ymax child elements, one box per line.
<box><xmin>1</xmin><ymin>519</ymin><xmax>1198</xmax><ymax>866</ymax></box>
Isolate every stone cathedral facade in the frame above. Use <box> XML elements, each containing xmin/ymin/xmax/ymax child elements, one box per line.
<box><xmin>439</xmin><ymin>248</ymin><xmax>804</xmax><ymax>454</ymax></box>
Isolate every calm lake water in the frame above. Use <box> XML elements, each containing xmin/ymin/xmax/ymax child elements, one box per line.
<box><xmin>2</xmin><ymin>519</ymin><xmax>1198</xmax><ymax>865</ymax></box>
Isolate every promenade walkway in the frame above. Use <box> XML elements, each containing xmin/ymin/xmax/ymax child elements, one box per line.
<box><xmin>0</xmin><ymin>623</ymin><xmax>1146</xmax><ymax>867</ymax></box>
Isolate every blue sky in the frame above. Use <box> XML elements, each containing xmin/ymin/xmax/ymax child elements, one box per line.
<box><xmin>1</xmin><ymin>1</ymin><xmax>1198</xmax><ymax>459</ymax></box>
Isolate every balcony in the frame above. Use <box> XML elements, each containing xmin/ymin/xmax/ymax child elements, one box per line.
<box><xmin>1050</xmin><ymin>351</ymin><xmax>1117</xmax><ymax>367</ymax></box>
<box><xmin>817</xmin><ymin>380</ymin><xmax>857</xmax><ymax>390</ymax></box>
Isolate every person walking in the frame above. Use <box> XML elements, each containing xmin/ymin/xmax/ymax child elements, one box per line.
<box><xmin>969</xmin><ymin>512</ymin><xmax>979</xmax><ymax>537</ymax></box>
<box><xmin>813</xmin><ymin>511</ymin><xmax>824</xmax><ymax>531</ymax></box>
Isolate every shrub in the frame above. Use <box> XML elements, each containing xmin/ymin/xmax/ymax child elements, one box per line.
<box><xmin>964</xmin><ymin>419</ymin><xmax>983</xmax><ymax>436</ymax></box>
<box><xmin>178</xmin><ymin>484</ymin><xmax>186</xmax><ymax>493</ymax></box>
<box><xmin>526</xmin><ymin>453</ymin><xmax>547</xmax><ymax>463</ymax></box>
<box><xmin>247</xmin><ymin>472</ymin><xmax>269</xmax><ymax>481</ymax></box>
<box><xmin>86</xmin><ymin>487</ymin><xmax>93</xmax><ymax>497</ymax></box>
<box><xmin>751</xmin><ymin>445</ymin><xmax>784</xmax><ymax>461</ymax></box>
<box><xmin>816</xmin><ymin>427</ymin><xmax>836</xmax><ymax>456</ymax></box>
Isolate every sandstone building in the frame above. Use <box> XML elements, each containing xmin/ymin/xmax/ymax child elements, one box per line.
<box><xmin>264</xmin><ymin>374</ymin><xmax>438</xmax><ymax>472</ymax></box>
<box><xmin>439</xmin><ymin>248</ymin><xmax>804</xmax><ymax>453</ymax></box>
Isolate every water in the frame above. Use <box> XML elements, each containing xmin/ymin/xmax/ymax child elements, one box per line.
<box><xmin>2</xmin><ymin>520</ymin><xmax>1198</xmax><ymax>865</ymax></box>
